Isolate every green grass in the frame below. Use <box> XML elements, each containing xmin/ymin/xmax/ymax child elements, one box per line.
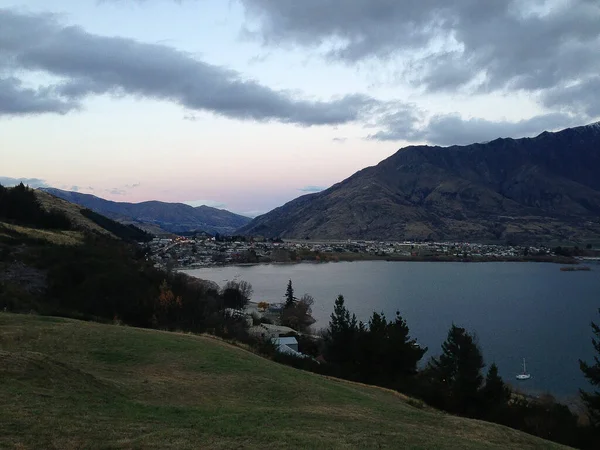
<box><xmin>0</xmin><ymin>313</ymin><xmax>570</xmax><ymax>449</ymax></box>
<box><xmin>0</xmin><ymin>221</ymin><xmax>84</xmax><ymax>246</ymax></box>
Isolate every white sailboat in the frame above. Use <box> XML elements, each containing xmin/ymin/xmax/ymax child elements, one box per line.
<box><xmin>515</xmin><ymin>358</ymin><xmax>531</xmax><ymax>380</ymax></box>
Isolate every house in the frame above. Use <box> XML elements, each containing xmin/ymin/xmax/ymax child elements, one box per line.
<box><xmin>248</xmin><ymin>323</ymin><xmax>298</xmax><ymax>340</ymax></box>
<box><xmin>224</xmin><ymin>308</ymin><xmax>253</xmax><ymax>327</ymax></box>
<box><xmin>272</xmin><ymin>336</ymin><xmax>299</xmax><ymax>353</ymax></box>
<box><xmin>272</xmin><ymin>336</ymin><xmax>311</xmax><ymax>359</ymax></box>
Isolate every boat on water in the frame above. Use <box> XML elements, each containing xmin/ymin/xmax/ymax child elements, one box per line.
<box><xmin>516</xmin><ymin>358</ymin><xmax>531</xmax><ymax>380</ymax></box>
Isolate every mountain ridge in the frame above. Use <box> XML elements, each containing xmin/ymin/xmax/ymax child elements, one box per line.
<box><xmin>238</xmin><ymin>123</ymin><xmax>600</xmax><ymax>243</ymax></box>
<box><xmin>40</xmin><ymin>188</ymin><xmax>250</xmax><ymax>235</ymax></box>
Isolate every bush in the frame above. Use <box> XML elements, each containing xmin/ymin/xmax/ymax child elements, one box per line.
<box><xmin>0</xmin><ymin>281</ymin><xmax>42</xmax><ymax>313</ymax></box>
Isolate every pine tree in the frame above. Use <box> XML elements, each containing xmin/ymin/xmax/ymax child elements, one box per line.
<box><xmin>481</xmin><ymin>363</ymin><xmax>511</xmax><ymax>410</ymax></box>
<box><xmin>323</xmin><ymin>295</ymin><xmax>361</xmax><ymax>373</ymax></box>
<box><xmin>363</xmin><ymin>311</ymin><xmax>427</xmax><ymax>384</ymax></box>
<box><xmin>580</xmin><ymin>308</ymin><xmax>600</xmax><ymax>428</ymax></box>
<box><xmin>428</xmin><ymin>324</ymin><xmax>485</xmax><ymax>415</ymax></box>
<box><xmin>284</xmin><ymin>279</ymin><xmax>297</xmax><ymax>308</ymax></box>
<box><xmin>388</xmin><ymin>311</ymin><xmax>428</xmax><ymax>377</ymax></box>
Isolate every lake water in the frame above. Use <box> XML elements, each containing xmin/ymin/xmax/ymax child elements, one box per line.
<box><xmin>182</xmin><ymin>261</ymin><xmax>600</xmax><ymax>400</ymax></box>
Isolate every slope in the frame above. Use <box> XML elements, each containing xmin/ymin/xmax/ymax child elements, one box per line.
<box><xmin>41</xmin><ymin>188</ymin><xmax>251</xmax><ymax>235</ymax></box>
<box><xmin>33</xmin><ymin>189</ymin><xmax>115</xmax><ymax>237</ymax></box>
<box><xmin>0</xmin><ymin>313</ymin><xmax>569</xmax><ymax>450</ymax></box>
<box><xmin>239</xmin><ymin>123</ymin><xmax>600</xmax><ymax>243</ymax></box>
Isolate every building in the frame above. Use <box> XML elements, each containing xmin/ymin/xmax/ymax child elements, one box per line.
<box><xmin>272</xmin><ymin>336</ymin><xmax>299</xmax><ymax>353</ymax></box>
<box><xmin>248</xmin><ymin>323</ymin><xmax>298</xmax><ymax>340</ymax></box>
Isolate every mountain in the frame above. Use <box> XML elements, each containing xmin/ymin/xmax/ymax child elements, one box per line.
<box><xmin>40</xmin><ymin>189</ymin><xmax>251</xmax><ymax>235</ymax></box>
<box><xmin>239</xmin><ymin>123</ymin><xmax>600</xmax><ymax>244</ymax></box>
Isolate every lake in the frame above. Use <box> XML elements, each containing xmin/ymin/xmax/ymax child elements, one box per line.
<box><xmin>182</xmin><ymin>261</ymin><xmax>600</xmax><ymax>400</ymax></box>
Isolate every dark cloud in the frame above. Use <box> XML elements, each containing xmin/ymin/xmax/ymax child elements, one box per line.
<box><xmin>298</xmin><ymin>185</ymin><xmax>326</xmax><ymax>193</ymax></box>
<box><xmin>240</xmin><ymin>0</ymin><xmax>600</xmax><ymax>115</ymax></box>
<box><xmin>0</xmin><ymin>77</ymin><xmax>77</xmax><ymax>116</ymax></box>
<box><xmin>542</xmin><ymin>77</ymin><xmax>600</xmax><ymax>117</ymax></box>
<box><xmin>370</xmin><ymin>112</ymin><xmax>582</xmax><ymax>146</ymax></box>
<box><xmin>0</xmin><ymin>8</ymin><xmax>379</xmax><ymax>126</ymax></box>
<box><xmin>0</xmin><ymin>177</ymin><xmax>48</xmax><ymax>188</ymax></box>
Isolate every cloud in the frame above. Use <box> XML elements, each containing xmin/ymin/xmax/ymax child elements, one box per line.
<box><xmin>240</xmin><ymin>0</ymin><xmax>600</xmax><ymax>115</ymax></box>
<box><xmin>298</xmin><ymin>185</ymin><xmax>326</xmax><ymax>193</ymax></box>
<box><xmin>0</xmin><ymin>8</ymin><xmax>382</xmax><ymax>126</ymax></box>
<box><xmin>184</xmin><ymin>200</ymin><xmax>228</xmax><ymax>209</ymax></box>
<box><xmin>107</xmin><ymin>188</ymin><xmax>126</xmax><ymax>195</ymax></box>
<box><xmin>370</xmin><ymin>112</ymin><xmax>583</xmax><ymax>146</ymax></box>
<box><xmin>332</xmin><ymin>137</ymin><xmax>347</xmax><ymax>143</ymax></box>
<box><xmin>70</xmin><ymin>185</ymin><xmax>80</xmax><ymax>192</ymax></box>
<box><xmin>542</xmin><ymin>77</ymin><xmax>600</xmax><ymax>117</ymax></box>
<box><xmin>0</xmin><ymin>77</ymin><xmax>78</xmax><ymax>116</ymax></box>
<box><xmin>0</xmin><ymin>176</ymin><xmax>48</xmax><ymax>188</ymax></box>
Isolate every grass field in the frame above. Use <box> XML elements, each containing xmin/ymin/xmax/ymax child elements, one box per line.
<box><xmin>0</xmin><ymin>313</ymin><xmax>570</xmax><ymax>449</ymax></box>
<box><xmin>0</xmin><ymin>222</ymin><xmax>84</xmax><ymax>246</ymax></box>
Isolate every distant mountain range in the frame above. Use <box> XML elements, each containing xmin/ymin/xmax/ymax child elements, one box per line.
<box><xmin>238</xmin><ymin>123</ymin><xmax>600</xmax><ymax>244</ymax></box>
<box><xmin>41</xmin><ymin>188</ymin><xmax>250</xmax><ymax>235</ymax></box>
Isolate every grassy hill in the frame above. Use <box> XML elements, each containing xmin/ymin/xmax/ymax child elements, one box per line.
<box><xmin>0</xmin><ymin>313</ymin><xmax>569</xmax><ymax>449</ymax></box>
<box><xmin>34</xmin><ymin>189</ymin><xmax>115</xmax><ymax>237</ymax></box>
<box><xmin>0</xmin><ymin>221</ymin><xmax>84</xmax><ymax>246</ymax></box>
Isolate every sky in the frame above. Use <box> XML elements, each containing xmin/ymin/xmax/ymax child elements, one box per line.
<box><xmin>1</xmin><ymin>0</ymin><xmax>599</xmax><ymax>217</ymax></box>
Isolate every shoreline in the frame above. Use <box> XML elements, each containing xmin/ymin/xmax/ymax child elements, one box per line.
<box><xmin>178</xmin><ymin>254</ymin><xmax>579</xmax><ymax>271</ymax></box>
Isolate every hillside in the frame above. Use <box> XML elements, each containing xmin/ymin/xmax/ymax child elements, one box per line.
<box><xmin>0</xmin><ymin>313</ymin><xmax>570</xmax><ymax>450</ymax></box>
<box><xmin>34</xmin><ymin>190</ymin><xmax>116</xmax><ymax>237</ymax></box>
<box><xmin>41</xmin><ymin>188</ymin><xmax>251</xmax><ymax>235</ymax></box>
<box><xmin>239</xmin><ymin>123</ymin><xmax>600</xmax><ymax>244</ymax></box>
<box><xmin>1</xmin><ymin>184</ymin><xmax>143</xmax><ymax>243</ymax></box>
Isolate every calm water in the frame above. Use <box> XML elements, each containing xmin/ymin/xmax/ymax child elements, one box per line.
<box><xmin>183</xmin><ymin>261</ymin><xmax>600</xmax><ymax>399</ymax></box>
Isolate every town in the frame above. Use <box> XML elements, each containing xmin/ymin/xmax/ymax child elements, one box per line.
<box><xmin>145</xmin><ymin>235</ymin><xmax>558</xmax><ymax>270</ymax></box>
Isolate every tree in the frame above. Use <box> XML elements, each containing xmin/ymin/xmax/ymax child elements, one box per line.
<box><xmin>323</xmin><ymin>295</ymin><xmax>362</xmax><ymax>374</ymax></box>
<box><xmin>387</xmin><ymin>311</ymin><xmax>428</xmax><ymax>378</ymax></box>
<box><xmin>155</xmin><ymin>279</ymin><xmax>182</xmax><ymax>327</ymax></box>
<box><xmin>481</xmin><ymin>363</ymin><xmax>511</xmax><ymax>415</ymax></box>
<box><xmin>360</xmin><ymin>311</ymin><xmax>427</xmax><ymax>385</ymax></box>
<box><xmin>284</xmin><ymin>279</ymin><xmax>297</xmax><ymax>308</ymax></box>
<box><xmin>580</xmin><ymin>308</ymin><xmax>600</xmax><ymax>428</ymax></box>
<box><xmin>221</xmin><ymin>280</ymin><xmax>253</xmax><ymax>310</ymax></box>
<box><xmin>428</xmin><ymin>324</ymin><xmax>485</xmax><ymax>415</ymax></box>
<box><xmin>0</xmin><ymin>182</ymin><xmax>70</xmax><ymax>230</ymax></box>
<box><xmin>280</xmin><ymin>293</ymin><xmax>316</xmax><ymax>332</ymax></box>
